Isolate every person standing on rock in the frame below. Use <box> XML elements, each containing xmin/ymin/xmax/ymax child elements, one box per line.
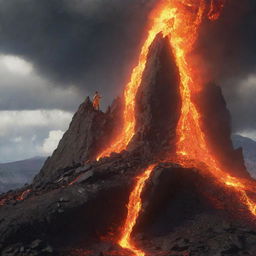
<box><xmin>93</xmin><ymin>91</ymin><xmax>102</xmax><ymax>111</ymax></box>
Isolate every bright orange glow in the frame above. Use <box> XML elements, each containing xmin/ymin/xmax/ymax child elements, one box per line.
<box><xmin>118</xmin><ymin>164</ymin><xmax>156</xmax><ymax>256</ymax></box>
<box><xmin>99</xmin><ymin>0</ymin><xmax>256</xmax><ymax>254</ymax></box>
<box><xmin>243</xmin><ymin>192</ymin><xmax>256</xmax><ymax>216</ymax></box>
<box><xmin>0</xmin><ymin>199</ymin><xmax>6</xmax><ymax>206</ymax></box>
<box><xmin>208</xmin><ymin>0</ymin><xmax>226</xmax><ymax>21</ymax></box>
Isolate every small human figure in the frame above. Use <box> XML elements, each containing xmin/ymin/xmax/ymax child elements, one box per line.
<box><xmin>92</xmin><ymin>91</ymin><xmax>102</xmax><ymax>111</ymax></box>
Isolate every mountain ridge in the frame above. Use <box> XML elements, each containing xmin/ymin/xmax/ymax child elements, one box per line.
<box><xmin>0</xmin><ymin>156</ymin><xmax>46</xmax><ymax>193</ymax></box>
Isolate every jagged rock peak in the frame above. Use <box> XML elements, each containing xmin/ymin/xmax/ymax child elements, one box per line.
<box><xmin>34</xmin><ymin>96</ymin><xmax>122</xmax><ymax>184</ymax></box>
<box><xmin>128</xmin><ymin>34</ymin><xmax>181</xmax><ymax>157</ymax></box>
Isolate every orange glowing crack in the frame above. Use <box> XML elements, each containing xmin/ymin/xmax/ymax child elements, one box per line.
<box><xmin>16</xmin><ymin>189</ymin><xmax>31</xmax><ymax>201</ymax></box>
<box><xmin>118</xmin><ymin>164</ymin><xmax>156</xmax><ymax>256</ymax></box>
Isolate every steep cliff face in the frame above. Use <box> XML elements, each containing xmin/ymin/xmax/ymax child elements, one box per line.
<box><xmin>129</xmin><ymin>35</ymin><xmax>181</xmax><ymax>157</ymax></box>
<box><xmin>35</xmin><ymin>35</ymin><xmax>182</xmax><ymax>183</ymax></box>
<box><xmin>34</xmin><ymin>97</ymin><xmax>122</xmax><ymax>183</ymax></box>
<box><xmin>1</xmin><ymin>36</ymin><xmax>255</xmax><ymax>256</ymax></box>
<box><xmin>196</xmin><ymin>83</ymin><xmax>249</xmax><ymax>178</ymax></box>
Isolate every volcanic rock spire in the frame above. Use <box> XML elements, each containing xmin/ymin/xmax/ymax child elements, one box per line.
<box><xmin>128</xmin><ymin>34</ymin><xmax>181</xmax><ymax>158</ymax></box>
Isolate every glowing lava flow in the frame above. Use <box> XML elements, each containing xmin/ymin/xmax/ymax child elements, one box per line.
<box><xmin>118</xmin><ymin>164</ymin><xmax>156</xmax><ymax>256</ymax></box>
<box><xmin>161</xmin><ymin>0</ymin><xmax>256</xmax><ymax>218</ymax></box>
<box><xmin>97</xmin><ymin>0</ymin><xmax>256</xmax><ymax>208</ymax></box>
<box><xmin>103</xmin><ymin>0</ymin><xmax>256</xmax><ymax>254</ymax></box>
<box><xmin>96</xmin><ymin>4</ymin><xmax>177</xmax><ymax>160</ymax></box>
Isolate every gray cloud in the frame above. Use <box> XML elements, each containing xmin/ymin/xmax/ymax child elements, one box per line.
<box><xmin>0</xmin><ymin>110</ymin><xmax>72</xmax><ymax>162</ymax></box>
<box><xmin>0</xmin><ymin>0</ymin><xmax>156</xmax><ymax>102</ymax></box>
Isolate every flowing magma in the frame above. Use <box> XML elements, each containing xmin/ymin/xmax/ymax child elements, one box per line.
<box><xmin>96</xmin><ymin>0</ymin><xmax>256</xmax><ymax>255</ymax></box>
<box><xmin>118</xmin><ymin>164</ymin><xmax>156</xmax><ymax>256</ymax></box>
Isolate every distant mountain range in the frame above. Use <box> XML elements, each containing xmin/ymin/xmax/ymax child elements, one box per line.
<box><xmin>232</xmin><ymin>134</ymin><xmax>256</xmax><ymax>179</ymax></box>
<box><xmin>0</xmin><ymin>157</ymin><xmax>46</xmax><ymax>193</ymax></box>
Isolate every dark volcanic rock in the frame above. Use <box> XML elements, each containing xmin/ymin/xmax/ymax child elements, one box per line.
<box><xmin>0</xmin><ymin>155</ymin><xmax>148</xmax><ymax>254</ymax></box>
<box><xmin>195</xmin><ymin>83</ymin><xmax>249</xmax><ymax>179</ymax></box>
<box><xmin>129</xmin><ymin>34</ymin><xmax>181</xmax><ymax>157</ymax></box>
<box><xmin>134</xmin><ymin>164</ymin><xmax>254</xmax><ymax>238</ymax></box>
<box><xmin>1</xmin><ymin>162</ymin><xmax>255</xmax><ymax>256</ymax></box>
<box><xmin>34</xmin><ymin>97</ymin><xmax>122</xmax><ymax>183</ymax></box>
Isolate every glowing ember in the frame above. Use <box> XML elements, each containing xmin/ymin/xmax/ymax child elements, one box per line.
<box><xmin>119</xmin><ymin>164</ymin><xmax>156</xmax><ymax>256</ymax></box>
<box><xmin>16</xmin><ymin>189</ymin><xmax>31</xmax><ymax>201</ymax></box>
<box><xmin>0</xmin><ymin>189</ymin><xmax>32</xmax><ymax>207</ymax></box>
<box><xmin>208</xmin><ymin>0</ymin><xmax>226</xmax><ymax>21</ymax></box>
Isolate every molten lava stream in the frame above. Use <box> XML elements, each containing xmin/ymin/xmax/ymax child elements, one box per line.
<box><xmin>163</xmin><ymin>0</ymin><xmax>256</xmax><ymax>217</ymax></box>
<box><xmin>118</xmin><ymin>164</ymin><xmax>156</xmax><ymax>256</ymax></box>
<box><xmin>96</xmin><ymin>4</ymin><xmax>178</xmax><ymax>160</ymax></box>
<box><xmin>106</xmin><ymin>0</ymin><xmax>256</xmax><ymax>254</ymax></box>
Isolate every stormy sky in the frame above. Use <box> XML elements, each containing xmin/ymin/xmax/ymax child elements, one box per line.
<box><xmin>0</xmin><ymin>0</ymin><xmax>255</xmax><ymax>162</ymax></box>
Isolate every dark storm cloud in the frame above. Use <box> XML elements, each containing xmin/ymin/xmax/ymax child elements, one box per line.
<box><xmin>198</xmin><ymin>0</ymin><xmax>256</xmax><ymax>132</ymax></box>
<box><xmin>0</xmin><ymin>0</ymin><xmax>156</xmax><ymax>102</ymax></box>
<box><xmin>0</xmin><ymin>0</ymin><xmax>255</xmax><ymax>133</ymax></box>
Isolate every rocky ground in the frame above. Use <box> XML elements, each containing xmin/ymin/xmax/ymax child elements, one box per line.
<box><xmin>1</xmin><ymin>157</ymin><xmax>256</xmax><ymax>256</ymax></box>
<box><xmin>1</xmin><ymin>36</ymin><xmax>256</xmax><ymax>256</ymax></box>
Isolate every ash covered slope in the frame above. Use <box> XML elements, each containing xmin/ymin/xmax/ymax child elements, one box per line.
<box><xmin>0</xmin><ymin>36</ymin><xmax>255</xmax><ymax>256</ymax></box>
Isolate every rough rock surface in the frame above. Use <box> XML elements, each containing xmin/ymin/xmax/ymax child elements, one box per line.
<box><xmin>0</xmin><ymin>36</ymin><xmax>255</xmax><ymax>256</ymax></box>
<box><xmin>34</xmin><ymin>97</ymin><xmax>122</xmax><ymax>183</ymax></box>
<box><xmin>1</xmin><ymin>162</ymin><xmax>255</xmax><ymax>256</ymax></box>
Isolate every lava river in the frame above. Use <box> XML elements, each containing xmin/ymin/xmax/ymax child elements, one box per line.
<box><xmin>96</xmin><ymin>0</ymin><xmax>256</xmax><ymax>256</ymax></box>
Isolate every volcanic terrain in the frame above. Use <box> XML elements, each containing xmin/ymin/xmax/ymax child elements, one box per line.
<box><xmin>1</xmin><ymin>1</ymin><xmax>256</xmax><ymax>256</ymax></box>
